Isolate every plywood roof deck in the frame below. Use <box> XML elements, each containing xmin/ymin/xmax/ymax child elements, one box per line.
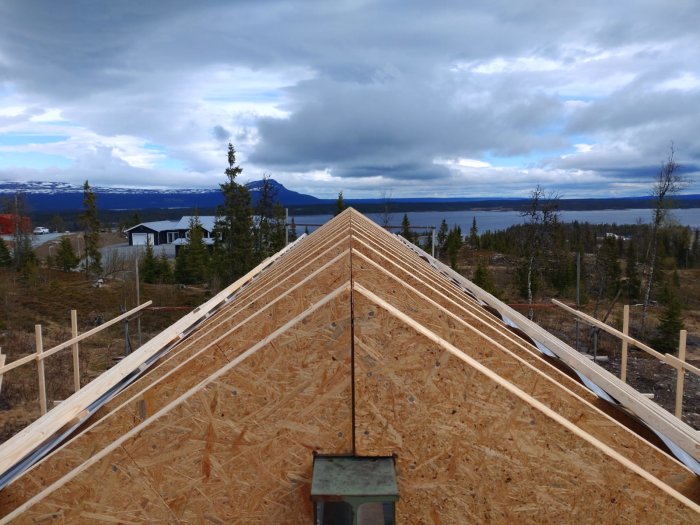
<box><xmin>0</xmin><ymin>208</ymin><xmax>697</xmax><ymax>523</ymax></box>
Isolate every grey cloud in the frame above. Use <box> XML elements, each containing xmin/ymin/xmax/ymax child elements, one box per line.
<box><xmin>1</xmin><ymin>1</ymin><xmax>699</xmax><ymax>196</ymax></box>
<box><xmin>212</xmin><ymin>125</ymin><xmax>230</xmax><ymax>142</ymax></box>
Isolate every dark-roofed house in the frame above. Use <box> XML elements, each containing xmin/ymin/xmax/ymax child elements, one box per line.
<box><xmin>125</xmin><ymin>220</ymin><xmax>181</xmax><ymax>246</ymax></box>
<box><xmin>125</xmin><ymin>216</ymin><xmax>217</xmax><ymax>247</ymax></box>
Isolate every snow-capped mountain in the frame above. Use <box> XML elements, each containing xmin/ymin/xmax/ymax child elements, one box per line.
<box><xmin>0</xmin><ymin>179</ymin><xmax>321</xmax><ymax>211</ymax></box>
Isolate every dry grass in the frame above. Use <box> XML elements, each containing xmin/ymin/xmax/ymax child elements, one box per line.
<box><xmin>0</xmin><ymin>267</ymin><xmax>207</xmax><ymax>442</ymax></box>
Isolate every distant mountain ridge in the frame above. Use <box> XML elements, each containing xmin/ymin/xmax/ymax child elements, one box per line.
<box><xmin>1</xmin><ymin>179</ymin><xmax>700</xmax><ymax>214</ymax></box>
<box><xmin>0</xmin><ymin>179</ymin><xmax>320</xmax><ymax>212</ymax></box>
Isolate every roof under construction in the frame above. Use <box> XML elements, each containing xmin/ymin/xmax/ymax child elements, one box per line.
<box><xmin>0</xmin><ymin>208</ymin><xmax>698</xmax><ymax>523</ymax></box>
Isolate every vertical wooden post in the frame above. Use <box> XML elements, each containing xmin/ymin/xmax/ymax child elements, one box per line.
<box><xmin>135</xmin><ymin>259</ymin><xmax>142</xmax><ymax>348</ymax></box>
<box><xmin>35</xmin><ymin>324</ymin><xmax>47</xmax><ymax>415</ymax></box>
<box><xmin>0</xmin><ymin>347</ymin><xmax>5</xmax><ymax>394</ymax></box>
<box><xmin>620</xmin><ymin>305</ymin><xmax>629</xmax><ymax>383</ymax></box>
<box><xmin>71</xmin><ymin>309</ymin><xmax>80</xmax><ymax>392</ymax></box>
<box><xmin>674</xmin><ymin>329</ymin><xmax>687</xmax><ymax>419</ymax></box>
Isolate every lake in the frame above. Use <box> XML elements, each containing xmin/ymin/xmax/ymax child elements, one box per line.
<box><xmin>289</xmin><ymin>208</ymin><xmax>700</xmax><ymax>233</ymax></box>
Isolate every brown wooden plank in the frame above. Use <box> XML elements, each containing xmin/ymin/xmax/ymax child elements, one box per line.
<box><xmin>351</xmin><ymin>255</ymin><xmax>700</xmax><ymax>502</ymax></box>
<box><xmin>0</xmin><ymin>251</ymin><xmax>352</xmax><ymax>518</ymax></box>
<box><xmin>352</xmin><ymin>288</ymin><xmax>699</xmax><ymax>524</ymax></box>
<box><xmin>4</xmin><ymin>289</ymin><xmax>353</xmax><ymax>524</ymax></box>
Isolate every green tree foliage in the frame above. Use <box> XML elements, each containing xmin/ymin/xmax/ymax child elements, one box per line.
<box><xmin>288</xmin><ymin>217</ymin><xmax>298</xmax><ymax>242</ymax></box>
<box><xmin>213</xmin><ymin>143</ymin><xmax>254</xmax><ymax>284</ymax></box>
<box><xmin>80</xmin><ymin>180</ymin><xmax>102</xmax><ymax>277</ymax></box>
<box><xmin>592</xmin><ymin>236</ymin><xmax>622</xmax><ymax>309</ymax></box>
<box><xmin>436</xmin><ymin>219</ymin><xmax>448</xmax><ymax>258</ymax></box>
<box><xmin>401</xmin><ymin>213</ymin><xmax>412</xmax><ymax>241</ymax></box>
<box><xmin>0</xmin><ymin>237</ymin><xmax>11</xmax><ymax>267</ymax></box>
<box><xmin>469</xmin><ymin>216</ymin><xmax>479</xmax><ymax>249</ymax></box>
<box><xmin>55</xmin><ymin>236</ymin><xmax>79</xmax><ymax>271</ymax></box>
<box><xmin>445</xmin><ymin>225</ymin><xmax>462</xmax><ymax>270</ymax></box>
<box><xmin>335</xmin><ymin>191</ymin><xmax>346</xmax><ymax>216</ymax></box>
<box><xmin>141</xmin><ymin>241</ymin><xmax>172</xmax><ymax>284</ymax></box>
<box><xmin>140</xmin><ymin>240</ymin><xmax>159</xmax><ymax>284</ymax></box>
<box><xmin>624</xmin><ymin>240</ymin><xmax>641</xmax><ymax>302</ymax></box>
<box><xmin>253</xmin><ymin>175</ymin><xmax>286</xmax><ymax>261</ymax></box>
<box><xmin>157</xmin><ymin>249</ymin><xmax>173</xmax><ymax>283</ymax></box>
<box><xmin>473</xmin><ymin>258</ymin><xmax>498</xmax><ymax>296</ymax></box>
<box><xmin>654</xmin><ymin>284</ymin><xmax>684</xmax><ymax>353</ymax></box>
<box><xmin>176</xmin><ymin>215</ymin><xmax>210</xmax><ymax>284</ymax></box>
<box><xmin>641</xmin><ymin>144</ymin><xmax>683</xmax><ymax>336</ymax></box>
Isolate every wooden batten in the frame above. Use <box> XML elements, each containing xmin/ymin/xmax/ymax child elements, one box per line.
<box><xmin>2</xmin><ymin>288</ymin><xmax>354</xmax><ymax>524</ymax></box>
<box><xmin>0</xmin><ymin>249</ymin><xmax>353</xmax><ymax>518</ymax></box>
<box><xmin>351</xmin><ymin>287</ymin><xmax>699</xmax><ymax>523</ymax></box>
<box><xmin>2</xmin><ymin>208</ymin><xmax>698</xmax><ymax>524</ymax></box>
<box><xmin>350</xmin><ymin>252</ymin><xmax>700</xmax><ymax>501</ymax></box>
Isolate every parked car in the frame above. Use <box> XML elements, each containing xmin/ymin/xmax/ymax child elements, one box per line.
<box><xmin>33</xmin><ymin>226</ymin><xmax>50</xmax><ymax>235</ymax></box>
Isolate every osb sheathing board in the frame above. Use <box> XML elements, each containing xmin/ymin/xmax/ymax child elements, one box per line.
<box><xmin>0</xmin><ymin>250</ymin><xmax>353</xmax><ymax>518</ymax></box>
<box><xmin>351</xmin><ymin>290</ymin><xmax>699</xmax><ymax>524</ymax></box>
<box><xmin>349</xmin><ymin>222</ymin><xmax>676</xmax><ymax>450</ymax></box>
<box><xmin>350</xmin><ymin>254</ymin><xmax>700</xmax><ymax>501</ymax></box>
<box><xmin>4</xmin><ymin>288</ymin><xmax>354</xmax><ymax>525</ymax></box>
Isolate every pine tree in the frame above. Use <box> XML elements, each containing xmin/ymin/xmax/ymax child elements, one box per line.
<box><xmin>335</xmin><ymin>191</ymin><xmax>346</xmax><ymax>216</ymax></box>
<box><xmin>469</xmin><ymin>216</ymin><xmax>479</xmax><ymax>249</ymax></box>
<box><xmin>288</xmin><ymin>217</ymin><xmax>298</xmax><ymax>242</ymax></box>
<box><xmin>401</xmin><ymin>213</ymin><xmax>412</xmax><ymax>240</ymax></box>
<box><xmin>80</xmin><ymin>180</ymin><xmax>102</xmax><ymax>277</ymax></box>
<box><xmin>437</xmin><ymin>219</ymin><xmax>448</xmax><ymax>258</ymax></box>
<box><xmin>446</xmin><ymin>225</ymin><xmax>462</xmax><ymax>270</ymax></box>
<box><xmin>55</xmin><ymin>236</ymin><xmax>79</xmax><ymax>271</ymax></box>
<box><xmin>140</xmin><ymin>240</ymin><xmax>159</xmax><ymax>284</ymax></box>
<box><xmin>176</xmin><ymin>215</ymin><xmax>210</xmax><ymax>284</ymax></box>
<box><xmin>473</xmin><ymin>258</ymin><xmax>497</xmax><ymax>296</ymax></box>
<box><xmin>624</xmin><ymin>240</ymin><xmax>641</xmax><ymax>302</ymax></box>
<box><xmin>157</xmin><ymin>249</ymin><xmax>173</xmax><ymax>284</ymax></box>
<box><xmin>655</xmin><ymin>287</ymin><xmax>684</xmax><ymax>353</ymax></box>
<box><xmin>213</xmin><ymin>143</ymin><xmax>254</xmax><ymax>283</ymax></box>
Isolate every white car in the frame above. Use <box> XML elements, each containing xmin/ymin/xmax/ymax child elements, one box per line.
<box><xmin>33</xmin><ymin>226</ymin><xmax>50</xmax><ymax>235</ymax></box>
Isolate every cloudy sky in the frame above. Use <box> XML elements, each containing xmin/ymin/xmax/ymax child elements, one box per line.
<box><xmin>0</xmin><ymin>1</ymin><xmax>699</xmax><ymax>198</ymax></box>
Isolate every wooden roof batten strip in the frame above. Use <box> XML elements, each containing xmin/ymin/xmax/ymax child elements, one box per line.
<box><xmin>1</xmin><ymin>207</ymin><xmax>698</xmax><ymax>522</ymax></box>
<box><xmin>0</xmin><ymin>233</ymin><xmax>308</xmax><ymax>485</ymax></box>
<box><xmin>351</xmin><ymin>282</ymin><xmax>700</xmax><ymax>515</ymax></box>
<box><xmin>0</xmin><ymin>283</ymin><xmax>353</xmax><ymax>524</ymax></box>
<box><xmin>391</xmin><ymin>228</ymin><xmax>700</xmax><ymax>467</ymax></box>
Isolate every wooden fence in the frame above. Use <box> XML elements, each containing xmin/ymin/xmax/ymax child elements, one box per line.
<box><xmin>0</xmin><ymin>301</ymin><xmax>152</xmax><ymax>415</ymax></box>
<box><xmin>552</xmin><ymin>299</ymin><xmax>699</xmax><ymax>419</ymax></box>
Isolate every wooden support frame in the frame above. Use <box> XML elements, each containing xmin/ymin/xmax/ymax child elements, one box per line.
<box><xmin>0</xmin><ymin>284</ymin><xmax>353</xmax><ymax>524</ymax></box>
<box><xmin>621</xmin><ymin>304</ymin><xmax>630</xmax><ymax>383</ymax></box>
<box><xmin>393</xmin><ymin>229</ymin><xmax>700</xmax><ymax>463</ymax></box>
<box><xmin>34</xmin><ymin>326</ymin><xmax>46</xmax><ymax>416</ymax></box>
<box><xmin>71</xmin><ymin>310</ymin><xmax>80</xmax><ymax>392</ymax></box>
<box><xmin>351</xmin><ymin>283</ymin><xmax>700</xmax><ymax>522</ymax></box>
<box><xmin>676</xmin><ymin>330</ymin><xmax>687</xmax><ymax>419</ymax></box>
<box><xmin>0</xmin><ymin>233</ymin><xmax>306</xmax><ymax>479</ymax></box>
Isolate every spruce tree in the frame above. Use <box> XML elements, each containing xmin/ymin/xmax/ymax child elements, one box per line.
<box><xmin>213</xmin><ymin>143</ymin><xmax>254</xmax><ymax>283</ymax></box>
<box><xmin>335</xmin><ymin>191</ymin><xmax>346</xmax><ymax>216</ymax></box>
<box><xmin>469</xmin><ymin>216</ymin><xmax>479</xmax><ymax>249</ymax></box>
<box><xmin>176</xmin><ymin>215</ymin><xmax>209</xmax><ymax>284</ymax></box>
<box><xmin>55</xmin><ymin>236</ymin><xmax>79</xmax><ymax>271</ymax></box>
<box><xmin>288</xmin><ymin>217</ymin><xmax>298</xmax><ymax>242</ymax></box>
<box><xmin>140</xmin><ymin>240</ymin><xmax>159</xmax><ymax>284</ymax></box>
<box><xmin>80</xmin><ymin>180</ymin><xmax>102</xmax><ymax>277</ymax></box>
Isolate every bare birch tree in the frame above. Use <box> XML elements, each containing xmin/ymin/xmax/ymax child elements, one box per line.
<box><xmin>640</xmin><ymin>144</ymin><xmax>684</xmax><ymax>336</ymax></box>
